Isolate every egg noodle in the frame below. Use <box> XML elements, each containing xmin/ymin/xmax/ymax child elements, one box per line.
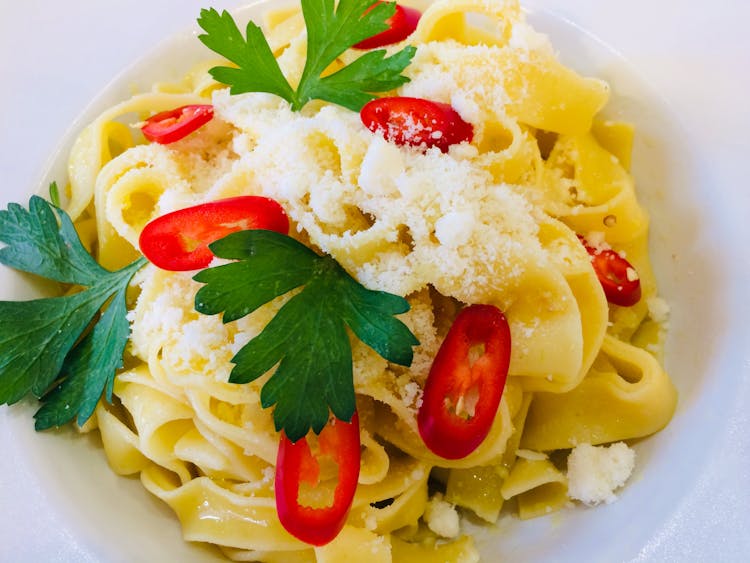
<box><xmin>62</xmin><ymin>0</ymin><xmax>677</xmax><ymax>560</ymax></box>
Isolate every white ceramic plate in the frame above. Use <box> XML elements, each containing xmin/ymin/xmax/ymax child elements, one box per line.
<box><xmin>1</xmin><ymin>1</ymin><xmax>749</xmax><ymax>561</ymax></box>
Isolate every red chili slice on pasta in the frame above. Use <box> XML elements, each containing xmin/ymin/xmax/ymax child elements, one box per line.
<box><xmin>276</xmin><ymin>413</ymin><xmax>361</xmax><ymax>546</ymax></box>
<box><xmin>360</xmin><ymin>96</ymin><xmax>474</xmax><ymax>152</ymax></box>
<box><xmin>139</xmin><ymin>196</ymin><xmax>289</xmax><ymax>271</ymax></box>
<box><xmin>417</xmin><ymin>304</ymin><xmax>511</xmax><ymax>460</ymax></box>
<box><xmin>141</xmin><ymin>104</ymin><xmax>214</xmax><ymax>144</ymax></box>
<box><xmin>353</xmin><ymin>2</ymin><xmax>422</xmax><ymax>49</ymax></box>
<box><xmin>580</xmin><ymin>237</ymin><xmax>642</xmax><ymax>306</ymax></box>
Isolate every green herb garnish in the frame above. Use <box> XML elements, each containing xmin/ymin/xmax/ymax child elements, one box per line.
<box><xmin>49</xmin><ymin>181</ymin><xmax>61</xmax><ymax>207</ymax></box>
<box><xmin>0</xmin><ymin>2</ymin><xmax>421</xmax><ymax>435</ymax></box>
<box><xmin>0</xmin><ymin>195</ymin><xmax>146</xmax><ymax>429</ymax></box>
<box><xmin>194</xmin><ymin>229</ymin><xmax>419</xmax><ymax>442</ymax></box>
<box><xmin>197</xmin><ymin>0</ymin><xmax>417</xmax><ymax>112</ymax></box>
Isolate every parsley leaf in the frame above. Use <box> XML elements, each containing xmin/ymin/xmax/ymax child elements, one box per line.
<box><xmin>196</xmin><ymin>7</ymin><xmax>297</xmax><ymax>102</ymax></box>
<box><xmin>0</xmin><ymin>195</ymin><xmax>146</xmax><ymax>429</ymax></box>
<box><xmin>197</xmin><ymin>0</ymin><xmax>417</xmax><ymax>112</ymax></box>
<box><xmin>194</xmin><ymin>229</ymin><xmax>419</xmax><ymax>442</ymax></box>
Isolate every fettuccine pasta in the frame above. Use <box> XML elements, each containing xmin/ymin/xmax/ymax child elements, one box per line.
<box><xmin>63</xmin><ymin>0</ymin><xmax>677</xmax><ymax>560</ymax></box>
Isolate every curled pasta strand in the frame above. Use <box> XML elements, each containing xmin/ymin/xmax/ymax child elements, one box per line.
<box><xmin>412</xmin><ymin>0</ymin><xmax>522</xmax><ymax>46</ymax></box>
<box><xmin>67</xmin><ymin>92</ymin><xmax>207</xmax><ymax>221</ymax></box>
<box><xmin>521</xmin><ymin>335</ymin><xmax>678</xmax><ymax>451</ymax></box>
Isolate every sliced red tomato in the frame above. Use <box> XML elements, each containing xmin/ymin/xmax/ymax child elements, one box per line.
<box><xmin>276</xmin><ymin>413</ymin><xmax>361</xmax><ymax>546</ymax></box>
<box><xmin>417</xmin><ymin>304</ymin><xmax>511</xmax><ymax>460</ymax></box>
<box><xmin>354</xmin><ymin>2</ymin><xmax>422</xmax><ymax>49</ymax></box>
<box><xmin>361</xmin><ymin>96</ymin><xmax>474</xmax><ymax>153</ymax></box>
<box><xmin>141</xmin><ymin>104</ymin><xmax>214</xmax><ymax>144</ymax></box>
<box><xmin>579</xmin><ymin>237</ymin><xmax>642</xmax><ymax>306</ymax></box>
<box><xmin>139</xmin><ymin>196</ymin><xmax>289</xmax><ymax>271</ymax></box>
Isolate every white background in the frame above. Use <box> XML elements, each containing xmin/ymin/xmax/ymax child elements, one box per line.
<box><xmin>1</xmin><ymin>1</ymin><xmax>749</xmax><ymax>561</ymax></box>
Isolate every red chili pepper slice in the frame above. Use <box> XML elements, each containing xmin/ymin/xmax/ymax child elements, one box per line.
<box><xmin>139</xmin><ymin>196</ymin><xmax>289</xmax><ymax>271</ymax></box>
<box><xmin>141</xmin><ymin>104</ymin><xmax>214</xmax><ymax>144</ymax></box>
<box><xmin>276</xmin><ymin>412</ymin><xmax>361</xmax><ymax>546</ymax></box>
<box><xmin>579</xmin><ymin>237</ymin><xmax>642</xmax><ymax>306</ymax></box>
<box><xmin>353</xmin><ymin>2</ymin><xmax>422</xmax><ymax>49</ymax></box>
<box><xmin>417</xmin><ymin>305</ymin><xmax>511</xmax><ymax>460</ymax></box>
<box><xmin>360</xmin><ymin>96</ymin><xmax>474</xmax><ymax>153</ymax></box>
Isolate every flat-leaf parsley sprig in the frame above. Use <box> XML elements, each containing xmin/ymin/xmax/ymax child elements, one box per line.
<box><xmin>194</xmin><ymin>229</ymin><xmax>420</xmax><ymax>442</ymax></box>
<box><xmin>197</xmin><ymin>0</ymin><xmax>417</xmax><ymax>112</ymax></box>
<box><xmin>0</xmin><ymin>195</ymin><xmax>146</xmax><ymax>429</ymax></box>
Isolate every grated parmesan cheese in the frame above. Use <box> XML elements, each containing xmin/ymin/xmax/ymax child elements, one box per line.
<box><xmin>434</xmin><ymin>210</ymin><xmax>475</xmax><ymax>248</ymax></box>
<box><xmin>626</xmin><ymin>267</ymin><xmax>639</xmax><ymax>282</ymax></box>
<box><xmin>358</xmin><ymin>136</ymin><xmax>405</xmax><ymax>196</ymax></box>
<box><xmin>582</xmin><ymin>231</ymin><xmax>608</xmax><ymax>251</ymax></box>
<box><xmin>567</xmin><ymin>443</ymin><xmax>636</xmax><ymax>505</ymax></box>
<box><xmin>424</xmin><ymin>493</ymin><xmax>460</xmax><ymax>538</ymax></box>
<box><xmin>647</xmin><ymin>296</ymin><xmax>671</xmax><ymax>324</ymax></box>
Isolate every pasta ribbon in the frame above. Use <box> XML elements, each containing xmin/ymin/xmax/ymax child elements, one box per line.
<box><xmin>500</xmin><ymin>457</ymin><xmax>568</xmax><ymax>519</ymax></box>
<box><xmin>415</xmin><ymin>0</ymin><xmax>521</xmax><ymax>47</ymax></box>
<box><xmin>521</xmin><ymin>336</ymin><xmax>678</xmax><ymax>451</ymax></box>
<box><xmin>67</xmin><ymin>93</ymin><xmax>207</xmax><ymax>221</ymax></box>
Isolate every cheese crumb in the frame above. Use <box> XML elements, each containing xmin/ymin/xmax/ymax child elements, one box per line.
<box><xmin>423</xmin><ymin>493</ymin><xmax>460</xmax><ymax>538</ymax></box>
<box><xmin>567</xmin><ymin>442</ymin><xmax>635</xmax><ymax>505</ymax></box>
<box><xmin>358</xmin><ymin>136</ymin><xmax>404</xmax><ymax>196</ymax></box>
<box><xmin>646</xmin><ymin>296</ymin><xmax>671</xmax><ymax>324</ymax></box>
<box><xmin>261</xmin><ymin>466</ymin><xmax>275</xmax><ymax>484</ymax></box>
<box><xmin>364</xmin><ymin>514</ymin><xmax>377</xmax><ymax>531</ymax></box>
<box><xmin>401</xmin><ymin>381</ymin><xmax>423</xmax><ymax>410</ymax></box>
<box><xmin>515</xmin><ymin>449</ymin><xmax>547</xmax><ymax>461</ymax></box>
<box><xmin>582</xmin><ymin>231</ymin><xmax>608</xmax><ymax>251</ymax></box>
<box><xmin>434</xmin><ymin>211</ymin><xmax>474</xmax><ymax>248</ymax></box>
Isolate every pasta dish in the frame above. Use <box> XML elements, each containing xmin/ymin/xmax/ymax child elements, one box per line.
<box><xmin>0</xmin><ymin>0</ymin><xmax>677</xmax><ymax>561</ymax></box>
